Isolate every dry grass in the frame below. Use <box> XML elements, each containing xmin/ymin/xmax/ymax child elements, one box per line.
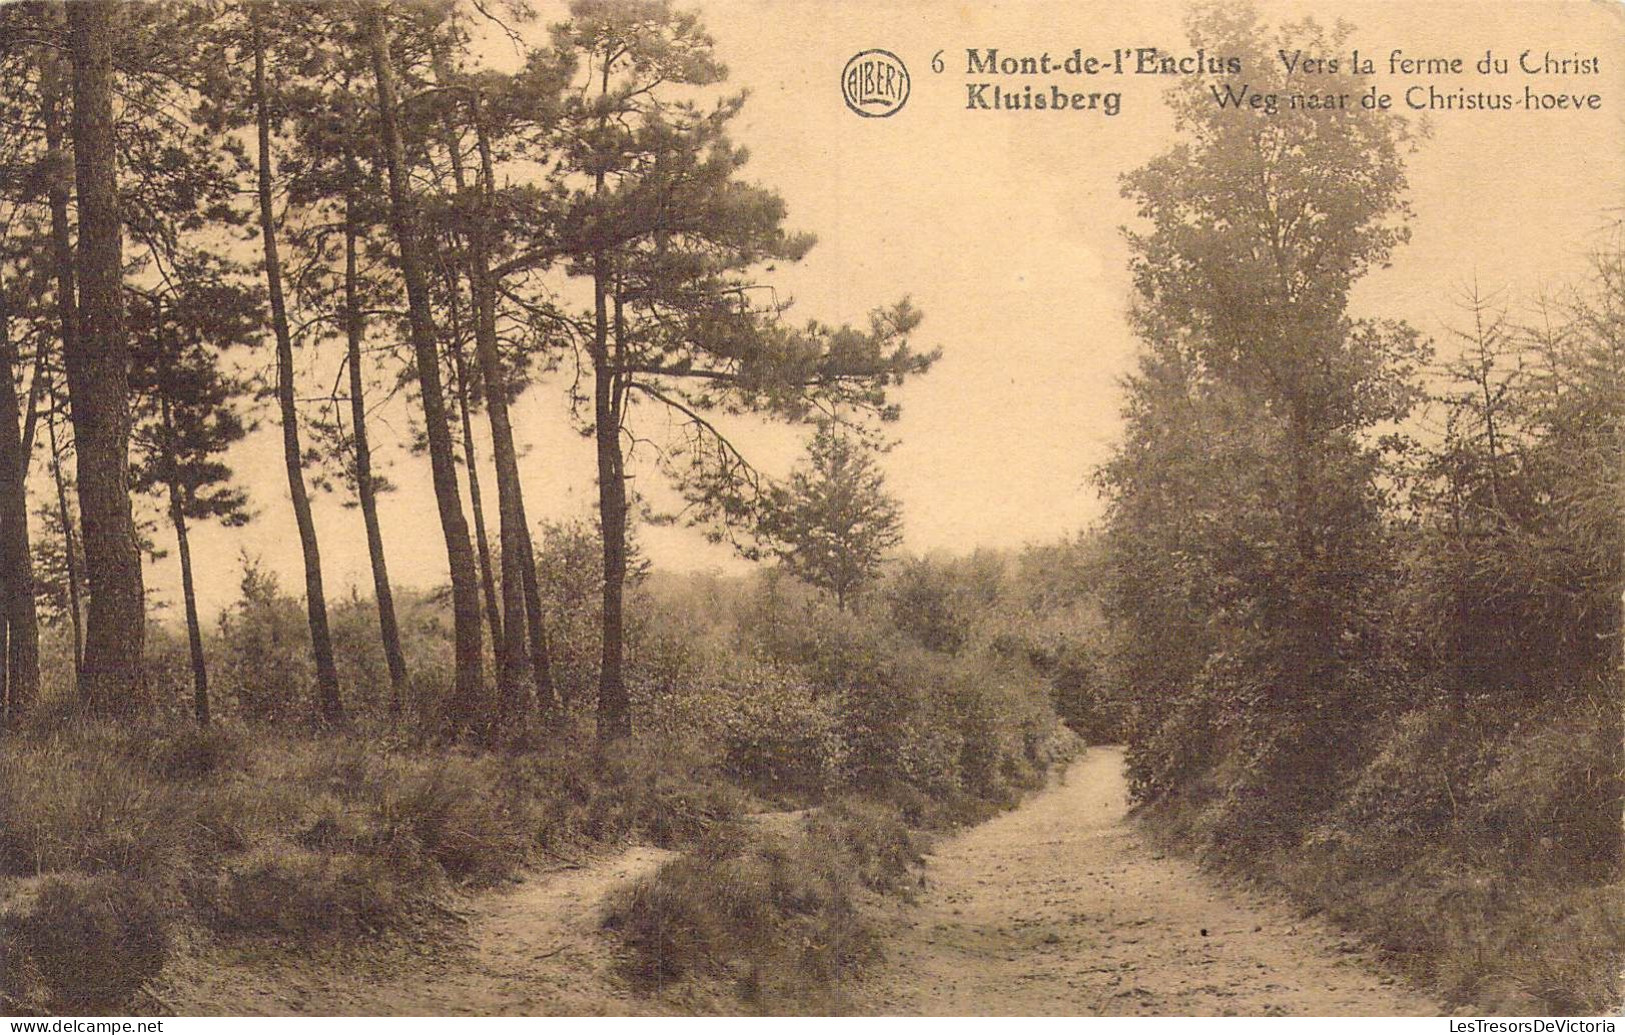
<box><xmin>602</xmin><ymin>798</ymin><xmax>928</xmax><ymax>1012</ymax></box>
<box><xmin>1140</xmin><ymin>692</ymin><xmax>1625</xmax><ymax>1014</ymax></box>
<box><xmin>0</xmin><ymin>720</ymin><xmax>746</xmax><ymax>1015</ymax></box>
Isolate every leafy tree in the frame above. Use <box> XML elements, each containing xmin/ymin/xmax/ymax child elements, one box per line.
<box><xmin>1103</xmin><ymin>5</ymin><xmax>1424</xmax><ymax>810</ymax></box>
<box><xmin>757</xmin><ymin>422</ymin><xmax>902</xmax><ymax>611</ymax></box>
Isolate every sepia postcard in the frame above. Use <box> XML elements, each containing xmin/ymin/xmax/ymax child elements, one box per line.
<box><xmin>0</xmin><ymin>0</ymin><xmax>1620</xmax><ymax>1022</ymax></box>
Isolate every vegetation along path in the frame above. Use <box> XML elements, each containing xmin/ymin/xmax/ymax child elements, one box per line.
<box><xmin>167</xmin><ymin>750</ymin><xmax>1440</xmax><ymax>1016</ymax></box>
<box><xmin>849</xmin><ymin>748</ymin><xmax>1442</xmax><ymax>1016</ymax></box>
<box><xmin>166</xmin><ymin>847</ymin><xmax>680</xmax><ymax>1016</ymax></box>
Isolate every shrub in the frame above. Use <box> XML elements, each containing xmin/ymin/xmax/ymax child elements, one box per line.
<box><xmin>480</xmin><ymin>732</ymin><xmax>747</xmax><ymax>855</ymax></box>
<box><xmin>1</xmin><ymin>874</ymin><xmax>169</xmax><ymax>1015</ymax></box>
<box><xmin>204</xmin><ymin>846</ymin><xmax>426</xmax><ymax>940</ymax></box>
<box><xmin>214</xmin><ymin>556</ymin><xmax>315</xmax><ymax>724</ymax></box>
<box><xmin>604</xmin><ymin>808</ymin><xmax>906</xmax><ymax>1011</ymax></box>
<box><xmin>381</xmin><ymin>762</ymin><xmax>531</xmax><ymax>885</ymax></box>
<box><xmin>884</xmin><ymin>554</ymin><xmax>999</xmax><ymax>655</ymax></box>
<box><xmin>1469</xmin><ymin>695</ymin><xmax>1622</xmax><ymax>876</ymax></box>
<box><xmin>802</xmin><ymin>799</ymin><xmax>926</xmax><ymax>899</ymax></box>
<box><xmin>837</xmin><ymin>675</ymin><xmax>962</xmax><ymax>799</ymax></box>
<box><xmin>1320</xmin><ymin>700</ymin><xmax>1491</xmax><ymax>855</ymax></box>
<box><xmin>714</xmin><ymin>667</ymin><xmax>846</xmax><ymax>800</ymax></box>
<box><xmin>1160</xmin><ymin>689</ymin><xmax>1625</xmax><ymax>1013</ymax></box>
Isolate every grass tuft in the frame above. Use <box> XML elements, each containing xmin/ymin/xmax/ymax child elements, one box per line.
<box><xmin>1</xmin><ymin>874</ymin><xmax>169</xmax><ymax>1015</ymax></box>
<box><xmin>603</xmin><ymin>799</ymin><xmax>924</xmax><ymax>1012</ymax></box>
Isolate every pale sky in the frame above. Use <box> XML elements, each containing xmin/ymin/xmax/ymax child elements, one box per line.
<box><xmin>129</xmin><ymin>0</ymin><xmax>1624</xmax><ymax>622</ymax></box>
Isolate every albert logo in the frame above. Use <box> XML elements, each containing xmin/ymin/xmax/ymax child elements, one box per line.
<box><xmin>842</xmin><ymin>50</ymin><xmax>910</xmax><ymax>117</ymax></box>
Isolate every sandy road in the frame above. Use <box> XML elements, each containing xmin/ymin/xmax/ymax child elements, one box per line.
<box><xmin>848</xmin><ymin>747</ymin><xmax>1441</xmax><ymax>1016</ymax></box>
<box><xmin>165</xmin><ymin>748</ymin><xmax>1441</xmax><ymax>1016</ymax></box>
<box><xmin>166</xmin><ymin>846</ymin><xmax>681</xmax><ymax>1016</ymax></box>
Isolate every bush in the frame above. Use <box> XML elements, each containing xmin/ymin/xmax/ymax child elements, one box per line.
<box><xmin>1</xmin><ymin>874</ymin><xmax>169</xmax><ymax>1014</ymax></box>
<box><xmin>203</xmin><ymin>847</ymin><xmax>427</xmax><ymax>940</ymax></box>
<box><xmin>1311</xmin><ymin>698</ymin><xmax>1493</xmax><ymax>868</ymax></box>
<box><xmin>1468</xmin><ymin>695</ymin><xmax>1622</xmax><ymax>876</ymax></box>
<box><xmin>214</xmin><ymin>557</ymin><xmax>315</xmax><ymax>724</ymax></box>
<box><xmin>802</xmin><ymin>799</ymin><xmax>926</xmax><ymax>899</ymax></box>
<box><xmin>604</xmin><ymin>804</ymin><xmax>915</xmax><ymax>1011</ymax></box>
<box><xmin>498</xmin><ymin>735</ymin><xmax>748</xmax><ymax>851</ymax></box>
<box><xmin>0</xmin><ymin>538</ymin><xmax>1087</xmax><ymax>1015</ymax></box>
<box><xmin>1150</xmin><ymin>690</ymin><xmax>1625</xmax><ymax>1013</ymax></box>
<box><xmin>836</xmin><ymin>674</ymin><xmax>962</xmax><ymax>799</ymax></box>
<box><xmin>0</xmin><ymin>720</ymin><xmax>763</xmax><ymax>1013</ymax></box>
<box><xmin>381</xmin><ymin>762</ymin><xmax>531</xmax><ymax>885</ymax></box>
<box><xmin>714</xmin><ymin>667</ymin><xmax>846</xmax><ymax>800</ymax></box>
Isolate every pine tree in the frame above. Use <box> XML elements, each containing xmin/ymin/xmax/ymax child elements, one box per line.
<box><xmin>360</xmin><ymin>0</ymin><xmax>487</xmax><ymax>735</ymax></box>
<box><xmin>128</xmin><ymin>262</ymin><xmax>257</xmax><ymax>726</ymax></box>
<box><xmin>246</xmin><ymin>3</ymin><xmax>344</xmax><ymax>724</ymax></box>
<box><xmin>65</xmin><ymin>0</ymin><xmax>147</xmax><ymax>714</ymax></box>
<box><xmin>423</xmin><ymin>28</ymin><xmax>569</xmax><ymax>725</ymax></box>
<box><xmin>758</xmin><ymin>423</ymin><xmax>902</xmax><ymax>612</ymax></box>
<box><xmin>0</xmin><ymin>255</ymin><xmax>40</xmax><ymax>721</ymax></box>
<box><xmin>265</xmin><ymin>38</ymin><xmax>414</xmax><ymax>712</ymax></box>
<box><xmin>546</xmin><ymin>0</ymin><xmax>936</xmax><ymax>740</ymax></box>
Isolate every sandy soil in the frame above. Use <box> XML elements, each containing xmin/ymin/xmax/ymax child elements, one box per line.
<box><xmin>164</xmin><ymin>846</ymin><xmax>680</xmax><ymax>1016</ymax></box>
<box><xmin>162</xmin><ymin>749</ymin><xmax>1441</xmax><ymax>1016</ymax></box>
<box><xmin>846</xmin><ymin>747</ymin><xmax>1441</xmax><ymax>1016</ymax></box>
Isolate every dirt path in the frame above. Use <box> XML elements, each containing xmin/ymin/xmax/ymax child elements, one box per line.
<box><xmin>166</xmin><ymin>846</ymin><xmax>681</xmax><ymax>1016</ymax></box>
<box><xmin>164</xmin><ymin>751</ymin><xmax>1441</xmax><ymax>1016</ymax></box>
<box><xmin>848</xmin><ymin>748</ymin><xmax>1441</xmax><ymax>1016</ymax></box>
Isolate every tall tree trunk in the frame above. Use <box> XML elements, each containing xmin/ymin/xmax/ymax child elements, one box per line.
<box><xmin>0</xmin><ymin>592</ymin><xmax>7</xmax><ymax>723</ymax></box>
<box><xmin>446</xmin><ymin>286</ymin><xmax>505</xmax><ymax>667</ymax></box>
<box><xmin>518</xmin><ymin>541</ymin><xmax>557</xmax><ymax>720</ymax></box>
<box><xmin>251</xmin><ymin>8</ymin><xmax>342</xmax><ymax>725</ymax></box>
<box><xmin>431</xmin><ymin>57</ymin><xmax>509</xmax><ymax>704</ymax></box>
<box><xmin>40</xmin><ymin>8</ymin><xmax>81</xmax><ymax>694</ymax></box>
<box><xmin>364</xmin><ymin>3</ymin><xmax>485</xmax><ymax>735</ymax></box>
<box><xmin>593</xmin><ymin>251</ymin><xmax>630</xmax><ymax>742</ymax></box>
<box><xmin>66</xmin><ymin>0</ymin><xmax>145</xmax><ymax>715</ymax></box>
<box><xmin>158</xmin><ymin>387</ymin><xmax>209</xmax><ymax>727</ymax></box>
<box><xmin>45</xmin><ymin>387</ymin><xmax>83</xmax><ymax>681</ymax></box>
<box><xmin>471</xmin><ymin>105</ymin><xmax>557</xmax><ymax>720</ymax></box>
<box><xmin>438</xmin><ymin>93</ymin><xmax>532</xmax><ymax>725</ymax></box>
<box><xmin>341</xmin><ymin>178</ymin><xmax>409</xmax><ymax>712</ymax></box>
<box><xmin>0</xmin><ymin>276</ymin><xmax>39</xmax><ymax>721</ymax></box>
<box><xmin>170</xmin><ymin>489</ymin><xmax>208</xmax><ymax>727</ymax></box>
<box><xmin>40</xmin><ymin>5</ymin><xmax>79</xmax><ymax>426</ymax></box>
<box><xmin>18</xmin><ymin>340</ymin><xmax>45</xmax><ymax>471</ymax></box>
